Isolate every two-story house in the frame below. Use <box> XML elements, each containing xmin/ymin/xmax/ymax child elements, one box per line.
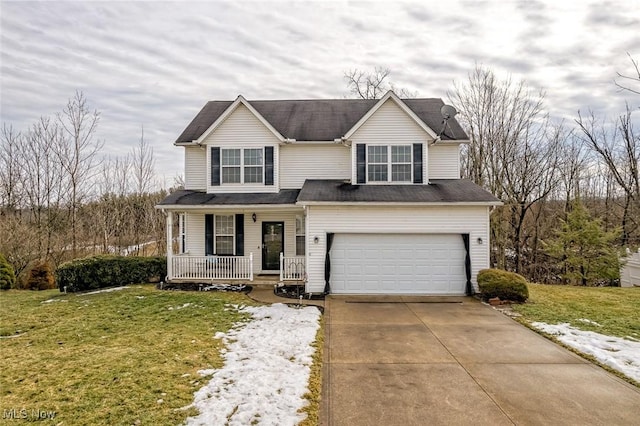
<box><xmin>157</xmin><ymin>91</ymin><xmax>501</xmax><ymax>295</ymax></box>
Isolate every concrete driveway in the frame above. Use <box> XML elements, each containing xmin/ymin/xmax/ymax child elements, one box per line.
<box><xmin>320</xmin><ymin>296</ymin><xmax>640</xmax><ymax>426</ymax></box>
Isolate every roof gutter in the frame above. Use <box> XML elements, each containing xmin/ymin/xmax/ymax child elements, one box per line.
<box><xmin>296</xmin><ymin>200</ymin><xmax>503</xmax><ymax>207</ymax></box>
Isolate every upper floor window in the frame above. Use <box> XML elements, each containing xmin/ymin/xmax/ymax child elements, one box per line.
<box><xmin>221</xmin><ymin>148</ymin><xmax>263</xmax><ymax>184</ymax></box>
<box><xmin>367</xmin><ymin>145</ymin><xmax>412</xmax><ymax>183</ymax></box>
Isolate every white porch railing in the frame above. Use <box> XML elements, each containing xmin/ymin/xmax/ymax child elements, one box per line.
<box><xmin>171</xmin><ymin>254</ymin><xmax>253</xmax><ymax>281</ymax></box>
<box><xmin>280</xmin><ymin>253</ymin><xmax>306</xmax><ymax>281</ymax></box>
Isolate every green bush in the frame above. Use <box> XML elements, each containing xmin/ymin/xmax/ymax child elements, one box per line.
<box><xmin>477</xmin><ymin>268</ymin><xmax>529</xmax><ymax>302</ymax></box>
<box><xmin>24</xmin><ymin>260</ymin><xmax>56</xmax><ymax>290</ymax></box>
<box><xmin>56</xmin><ymin>255</ymin><xmax>166</xmax><ymax>292</ymax></box>
<box><xmin>0</xmin><ymin>254</ymin><xmax>16</xmax><ymax>290</ymax></box>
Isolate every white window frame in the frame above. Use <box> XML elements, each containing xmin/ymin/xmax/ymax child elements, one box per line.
<box><xmin>221</xmin><ymin>148</ymin><xmax>264</xmax><ymax>184</ymax></box>
<box><xmin>295</xmin><ymin>215</ymin><xmax>305</xmax><ymax>256</ymax></box>
<box><xmin>214</xmin><ymin>214</ymin><xmax>235</xmax><ymax>255</ymax></box>
<box><xmin>366</xmin><ymin>145</ymin><xmax>412</xmax><ymax>183</ymax></box>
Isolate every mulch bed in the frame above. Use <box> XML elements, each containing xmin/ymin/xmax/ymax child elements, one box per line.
<box><xmin>274</xmin><ymin>284</ymin><xmax>325</xmax><ymax>300</ymax></box>
<box><xmin>157</xmin><ymin>282</ymin><xmax>252</xmax><ymax>294</ymax></box>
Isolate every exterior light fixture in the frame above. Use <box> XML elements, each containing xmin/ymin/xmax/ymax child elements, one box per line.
<box><xmin>313</xmin><ymin>236</ymin><xmax>320</xmax><ymax>244</ymax></box>
<box><xmin>477</xmin><ymin>237</ymin><xmax>483</xmax><ymax>245</ymax></box>
<box><xmin>252</xmin><ymin>213</ymin><xmax>257</xmax><ymax>222</ymax></box>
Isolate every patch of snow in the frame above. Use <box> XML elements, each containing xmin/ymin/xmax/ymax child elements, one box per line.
<box><xmin>41</xmin><ymin>299</ymin><xmax>68</xmax><ymax>303</ymax></box>
<box><xmin>80</xmin><ymin>286</ymin><xmax>130</xmax><ymax>296</ymax></box>
<box><xmin>532</xmin><ymin>322</ymin><xmax>640</xmax><ymax>382</ymax></box>
<box><xmin>169</xmin><ymin>303</ymin><xmax>198</xmax><ymax>311</ymax></box>
<box><xmin>135</xmin><ymin>296</ymin><xmax>145</xmax><ymax>299</ymax></box>
<box><xmin>186</xmin><ymin>303</ymin><xmax>321</xmax><ymax>426</ymax></box>
<box><xmin>577</xmin><ymin>318</ymin><xmax>602</xmax><ymax>326</ymax></box>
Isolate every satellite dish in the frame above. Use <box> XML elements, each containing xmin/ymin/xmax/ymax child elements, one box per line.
<box><xmin>440</xmin><ymin>104</ymin><xmax>458</xmax><ymax>120</ymax></box>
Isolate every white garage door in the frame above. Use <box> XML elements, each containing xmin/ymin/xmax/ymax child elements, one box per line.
<box><xmin>330</xmin><ymin>234</ymin><xmax>467</xmax><ymax>295</ymax></box>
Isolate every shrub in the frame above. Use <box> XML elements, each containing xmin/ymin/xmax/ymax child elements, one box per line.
<box><xmin>24</xmin><ymin>260</ymin><xmax>56</xmax><ymax>290</ymax></box>
<box><xmin>477</xmin><ymin>268</ymin><xmax>529</xmax><ymax>302</ymax></box>
<box><xmin>0</xmin><ymin>254</ymin><xmax>16</xmax><ymax>290</ymax></box>
<box><xmin>56</xmin><ymin>255</ymin><xmax>166</xmax><ymax>292</ymax></box>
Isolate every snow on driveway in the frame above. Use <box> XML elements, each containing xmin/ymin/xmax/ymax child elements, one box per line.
<box><xmin>186</xmin><ymin>303</ymin><xmax>321</xmax><ymax>426</ymax></box>
<box><xmin>532</xmin><ymin>322</ymin><xmax>640</xmax><ymax>382</ymax></box>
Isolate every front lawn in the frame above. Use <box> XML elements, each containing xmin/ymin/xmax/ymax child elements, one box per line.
<box><xmin>0</xmin><ymin>285</ymin><xmax>255</xmax><ymax>425</ymax></box>
<box><xmin>511</xmin><ymin>284</ymin><xmax>640</xmax><ymax>385</ymax></box>
<box><xmin>511</xmin><ymin>284</ymin><xmax>640</xmax><ymax>339</ymax></box>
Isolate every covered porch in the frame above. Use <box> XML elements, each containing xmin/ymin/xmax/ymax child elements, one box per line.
<box><xmin>159</xmin><ymin>189</ymin><xmax>306</xmax><ymax>283</ymax></box>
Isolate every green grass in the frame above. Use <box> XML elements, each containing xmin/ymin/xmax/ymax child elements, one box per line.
<box><xmin>511</xmin><ymin>284</ymin><xmax>640</xmax><ymax>340</ymax></box>
<box><xmin>299</xmin><ymin>314</ymin><xmax>324</xmax><ymax>426</ymax></box>
<box><xmin>511</xmin><ymin>284</ymin><xmax>640</xmax><ymax>387</ymax></box>
<box><xmin>0</xmin><ymin>285</ymin><xmax>257</xmax><ymax>425</ymax></box>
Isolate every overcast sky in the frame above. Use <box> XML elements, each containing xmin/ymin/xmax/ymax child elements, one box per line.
<box><xmin>1</xmin><ymin>0</ymin><xmax>639</xmax><ymax>186</ymax></box>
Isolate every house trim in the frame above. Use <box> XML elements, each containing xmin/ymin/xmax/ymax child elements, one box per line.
<box><xmin>195</xmin><ymin>95</ymin><xmax>285</xmax><ymax>144</ymax></box>
<box><xmin>343</xmin><ymin>91</ymin><xmax>439</xmax><ymax>140</ymax></box>
<box><xmin>296</xmin><ymin>201</ymin><xmax>503</xmax><ymax>207</ymax></box>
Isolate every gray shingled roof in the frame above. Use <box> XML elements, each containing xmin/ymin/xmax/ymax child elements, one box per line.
<box><xmin>159</xmin><ymin>189</ymin><xmax>300</xmax><ymax>206</ymax></box>
<box><xmin>159</xmin><ymin>181</ymin><xmax>501</xmax><ymax>207</ymax></box>
<box><xmin>175</xmin><ymin>97</ymin><xmax>468</xmax><ymax>143</ymax></box>
<box><xmin>297</xmin><ymin>180</ymin><xmax>501</xmax><ymax>204</ymax></box>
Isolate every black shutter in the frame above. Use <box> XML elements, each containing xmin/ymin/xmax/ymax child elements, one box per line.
<box><xmin>205</xmin><ymin>214</ymin><xmax>214</xmax><ymax>255</ymax></box>
<box><xmin>413</xmin><ymin>143</ymin><xmax>423</xmax><ymax>184</ymax></box>
<box><xmin>235</xmin><ymin>214</ymin><xmax>244</xmax><ymax>256</ymax></box>
<box><xmin>264</xmin><ymin>146</ymin><xmax>274</xmax><ymax>185</ymax></box>
<box><xmin>356</xmin><ymin>144</ymin><xmax>366</xmax><ymax>184</ymax></box>
<box><xmin>211</xmin><ymin>147</ymin><xmax>220</xmax><ymax>186</ymax></box>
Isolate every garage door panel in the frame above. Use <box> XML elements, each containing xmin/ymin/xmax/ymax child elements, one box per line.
<box><xmin>331</xmin><ymin>234</ymin><xmax>466</xmax><ymax>295</ymax></box>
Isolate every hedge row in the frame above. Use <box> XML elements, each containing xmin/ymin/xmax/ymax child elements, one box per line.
<box><xmin>56</xmin><ymin>255</ymin><xmax>166</xmax><ymax>292</ymax></box>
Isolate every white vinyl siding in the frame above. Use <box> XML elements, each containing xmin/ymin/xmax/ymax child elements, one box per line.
<box><xmin>351</xmin><ymin>99</ymin><xmax>430</xmax><ymax>184</ymax></box>
<box><xmin>184</xmin><ymin>213</ymin><xmax>205</xmax><ymax>256</ymax></box>
<box><xmin>429</xmin><ymin>144</ymin><xmax>461</xmax><ymax>179</ymax></box>
<box><xmin>204</xmin><ymin>104</ymin><xmax>279</xmax><ymax>193</ymax></box>
<box><xmin>184</xmin><ymin>147</ymin><xmax>206</xmax><ymax>190</ymax></box>
<box><xmin>279</xmin><ymin>144</ymin><xmax>350</xmax><ymax>189</ymax></box>
<box><xmin>304</xmin><ymin>205</ymin><xmax>490</xmax><ymax>294</ymax></box>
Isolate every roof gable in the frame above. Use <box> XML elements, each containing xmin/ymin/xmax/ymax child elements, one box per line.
<box><xmin>343</xmin><ymin>91</ymin><xmax>438</xmax><ymax>139</ymax></box>
<box><xmin>174</xmin><ymin>95</ymin><xmax>468</xmax><ymax>144</ymax></box>
<box><xmin>178</xmin><ymin>96</ymin><xmax>285</xmax><ymax>144</ymax></box>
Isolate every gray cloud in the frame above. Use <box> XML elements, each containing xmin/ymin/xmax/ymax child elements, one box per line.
<box><xmin>1</xmin><ymin>0</ymin><xmax>638</xmax><ymax>184</ymax></box>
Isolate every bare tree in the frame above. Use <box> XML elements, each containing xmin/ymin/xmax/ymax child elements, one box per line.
<box><xmin>344</xmin><ymin>66</ymin><xmax>417</xmax><ymax>99</ymax></box>
<box><xmin>449</xmin><ymin>65</ymin><xmax>569</xmax><ymax>273</ymax></box>
<box><xmin>576</xmin><ymin>105</ymin><xmax>639</xmax><ymax>245</ymax></box>
<box><xmin>0</xmin><ymin>125</ymin><xmax>23</xmax><ymax>211</ymax></box>
<box><xmin>132</xmin><ymin>125</ymin><xmax>156</xmax><ymax>195</ymax></box>
<box><xmin>55</xmin><ymin>91</ymin><xmax>104</xmax><ymax>256</ymax></box>
<box><xmin>615</xmin><ymin>53</ymin><xmax>640</xmax><ymax>96</ymax></box>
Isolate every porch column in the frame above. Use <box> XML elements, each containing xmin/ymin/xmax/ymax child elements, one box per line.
<box><xmin>166</xmin><ymin>210</ymin><xmax>173</xmax><ymax>280</ymax></box>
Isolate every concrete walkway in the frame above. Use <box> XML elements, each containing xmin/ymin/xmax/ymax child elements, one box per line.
<box><xmin>320</xmin><ymin>296</ymin><xmax>640</xmax><ymax>426</ymax></box>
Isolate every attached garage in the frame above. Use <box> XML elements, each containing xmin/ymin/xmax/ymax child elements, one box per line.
<box><xmin>330</xmin><ymin>233</ymin><xmax>468</xmax><ymax>295</ymax></box>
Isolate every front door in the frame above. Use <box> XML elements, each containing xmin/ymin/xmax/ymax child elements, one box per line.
<box><xmin>262</xmin><ymin>222</ymin><xmax>284</xmax><ymax>271</ymax></box>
